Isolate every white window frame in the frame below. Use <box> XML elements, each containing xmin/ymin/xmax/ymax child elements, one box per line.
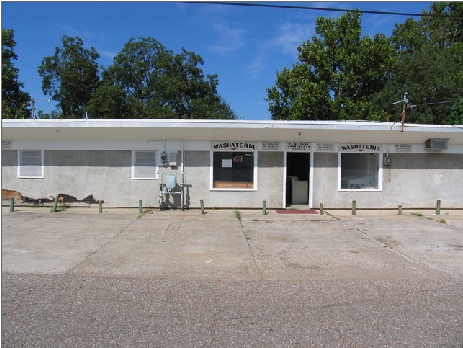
<box><xmin>210</xmin><ymin>150</ymin><xmax>258</xmax><ymax>191</ymax></box>
<box><xmin>131</xmin><ymin>150</ymin><xmax>158</xmax><ymax>180</ymax></box>
<box><xmin>18</xmin><ymin>149</ymin><xmax>44</xmax><ymax>179</ymax></box>
<box><xmin>338</xmin><ymin>152</ymin><xmax>382</xmax><ymax>191</ymax></box>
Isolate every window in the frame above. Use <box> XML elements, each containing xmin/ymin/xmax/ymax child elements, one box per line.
<box><xmin>340</xmin><ymin>153</ymin><xmax>380</xmax><ymax>190</ymax></box>
<box><xmin>212</xmin><ymin>151</ymin><xmax>255</xmax><ymax>189</ymax></box>
<box><xmin>18</xmin><ymin>150</ymin><xmax>43</xmax><ymax>178</ymax></box>
<box><xmin>132</xmin><ymin>150</ymin><xmax>157</xmax><ymax>179</ymax></box>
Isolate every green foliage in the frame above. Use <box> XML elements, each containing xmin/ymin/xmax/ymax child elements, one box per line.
<box><xmin>2</xmin><ymin>28</ymin><xmax>30</xmax><ymax>119</ymax></box>
<box><xmin>444</xmin><ymin>98</ymin><xmax>463</xmax><ymax>124</ymax></box>
<box><xmin>38</xmin><ymin>36</ymin><xmax>100</xmax><ymax>118</ymax></box>
<box><xmin>7</xmin><ymin>2</ymin><xmax>460</xmax><ymax>122</ymax></box>
<box><xmin>425</xmin><ymin>2</ymin><xmax>463</xmax><ymax>45</ymax></box>
<box><xmin>372</xmin><ymin>2</ymin><xmax>463</xmax><ymax>124</ymax></box>
<box><xmin>267</xmin><ymin>3</ymin><xmax>463</xmax><ymax>124</ymax></box>
<box><xmin>266</xmin><ymin>11</ymin><xmax>395</xmax><ymax>121</ymax></box>
<box><xmin>86</xmin><ymin>84</ymin><xmax>129</xmax><ymax>118</ymax></box>
<box><xmin>90</xmin><ymin>37</ymin><xmax>236</xmax><ymax>119</ymax></box>
<box><xmin>36</xmin><ymin>109</ymin><xmax>60</xmax><ymax>119</ymax></box>
<box><xmin>36</xmin><ymin>35</ymin><xmax>235</xmax><ymax>119</ymax></box>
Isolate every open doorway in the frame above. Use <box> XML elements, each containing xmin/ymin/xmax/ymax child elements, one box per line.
<box><xmin>286</xmin><ymin>152</ymin><xmax>310</xmax><ymax>206</ymax></box>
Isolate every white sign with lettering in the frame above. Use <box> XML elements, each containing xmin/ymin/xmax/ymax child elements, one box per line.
<box><xmin>394</xmin><ymin>144</ymin><xmax>412</xmax><ymax>153</ymax></box>
<box><xmin>212</xmin><ymin>142</ymin><xmax>256</xmax><ymax>151</ymax></box>
<box><xmin>261</xmin><ymin>142</ymin><xmax>281</xmax><ymax>151</ymax></box>
<box><xmin>287</xmin><ymin>142</ymin><xmax>311</xmax><ymax>151</ymax></box>
<box><xmin>316</xmin><ymin>143</ymin><xmax>335</xmax><ymax>152</ymax></box>
<box><xmin>222</xmin><ymin>159</ymin><xmax>232</xmax><ymax>168</ymax></box>
<box><xmin>340</xmin><ymin>144</ymin><xmax>382</xmax><ymax>152</ymax></box>
<box><xmin>2</xmin><ymin>140</ymin><xmax>12</xmax><ymax>149</ymax></box>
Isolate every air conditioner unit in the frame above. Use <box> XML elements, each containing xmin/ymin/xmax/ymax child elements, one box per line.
<box><xmin>425</xmin><ymin>138</ymin><xmax>448</xmax><ymax>151</ymax></box>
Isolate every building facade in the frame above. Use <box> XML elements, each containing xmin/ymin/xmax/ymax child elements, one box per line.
<box><xmin>2</xmin><ymin>119</ymin><xmax>463</xmax><ymax>209</ymax></box>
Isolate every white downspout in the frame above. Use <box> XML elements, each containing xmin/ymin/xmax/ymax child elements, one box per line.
<box><xmin>309</xmin><ymin>151</ymin><xmax>314</xmax><ymax>208</ymax></box>
<box><xmin>283</xmin><ymin>150</ymin><xmax>287</xmax><ymax>208</ymax></box>
<box><xmin>182</xmin><ymin>139</ymin><xmax>185</xmax><ymax>209</ymax></box>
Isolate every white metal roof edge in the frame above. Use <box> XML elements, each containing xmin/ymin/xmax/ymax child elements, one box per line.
<box><xmin>2</xmin><ymin>118</ymin><xmax>463</xmax><ymax>133</ymax></box>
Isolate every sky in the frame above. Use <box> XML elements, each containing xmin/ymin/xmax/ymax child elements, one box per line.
<box><xmin>2</xmin><ymin>1</ymin><xmax>433</xmax><ymax>120</ymax></box>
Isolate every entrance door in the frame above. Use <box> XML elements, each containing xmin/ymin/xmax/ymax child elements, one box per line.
<box><xmin>286</xmin><ymin>152</ymin><xmax>310</xmax><ymax>205</ymax></box>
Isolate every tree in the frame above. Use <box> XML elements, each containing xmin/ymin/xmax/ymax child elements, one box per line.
<box><xmin>85</xmin><ymin>84</ymin><xmax>129</xmax><ymax>119</ymax></box>
<box><xmin>266</xmin><ymin>11</ymin><xmax>395</xmax><ymax>121</ymax></box>
<box><xmin>444</xmin><ymin>97</ymin><xmax>463</xmax><ymax>124</ymax></box>
<box><xmin>92</xmin><ymin>37</ymin><xmax>236</xmax><ymax>119</ymax></box>
<box><xmin>423</xmin><ymin>2</ymin><xmax>463</xmax><ymax>45</ymax></box>
<box><xmin>372</xmin><ymin>2</ymin><xmax>463</xmax><ymax>124</ymax></box>
<box><xmin>2</xmin><ymin>28</ymin><xmax>30</xmax><ymax>119</ymax></box>
<box><xmin>38</xmin><ymin>36</ymin><xmax>100</xmax><ymax>118</ymax></box>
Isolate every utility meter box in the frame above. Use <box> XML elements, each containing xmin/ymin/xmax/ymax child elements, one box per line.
<box><xmin>160</xmin><ymin>152</ymin><xmax>168</xmax><ymax>165</ymax></box>
<box><xmin>383</xmin><ymin>156</ymin><xmax>391</xmax><ymax>166</ymax></box>
<box><xmin>168</xmin><ymin>152</ymin><xmax>178</xmax><ymax>166</ymax></box>
<box><xmin>425</xmin><ymin>138</ymin><xmax>448</xmax><ymax>151</ymax></box>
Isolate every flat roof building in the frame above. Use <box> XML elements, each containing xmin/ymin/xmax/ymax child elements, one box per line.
<box><xmin>2</xmin><ymin>119</ymin><xmax>463</xmax><ymax>209</ymax></box>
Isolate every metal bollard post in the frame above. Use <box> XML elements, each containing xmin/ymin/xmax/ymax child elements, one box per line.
<box><xmin>139</xmin><ymin>200</ymin><xmax>143</xmax><ymax>213</ymax></box>
<box><xmin>263</xmin><ymin>200</ymin><xmax>267</xmax><ymax>215</ymax></box>
<box><xmin>200</xmin><ymin>200</ymin><xmax>205</xmax><ymax>214</ymax></box>
<box><xmin>98</xmin><ymin>200</ymin><xmax>102</xmax><ymax>213</ymax></box>
<box><xmin>436</xmin><ymin>200</ymin><xmax>441</xmax><ymax>215</ymax></box>
<box><xmin>352</xmin><ymin>200</ymin><xmax>356</xmax><ymax>215</ymax></box>
<box><xmin>9</xmin><ymin>198</ymin><xmax>14</xmax><ymax>212</ymax></box>
<box><xmin>320</xmin><ymin>203</ymin><xmax>324</xmax><ymax>215</ymax></box>
<box><xmin>398</xmin><ymin>205</ymin><xmax>402</xmax><ymax>215</ymax></box>
<box><xmin>52</xmin><ymin>196</ymin><xmax>58</xmax><ymax>212</ymax></box>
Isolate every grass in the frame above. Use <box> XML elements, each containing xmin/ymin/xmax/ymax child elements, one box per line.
<box><xmin>234</xmin><ymin>210</ymin><xmax>242</xmax><ymax>221</ymax></box>
<box><xmin>51</xmin><ymin>204</ymin><xmax>70</xmax><ymax>213</ymax></box>
<box><xmin>325</xmin><ymin>211</ymin><xmax>340</xmax><ymax>220</ymax></box>
<box><xmin>411</xmin><ymin>212</ymin><xmax>447</xmax><ymax>224</ymax></box>
<box><xmin>137</xmin><ymin>208</ymin><xmax>153</xmax><ymax>219</ymax></box>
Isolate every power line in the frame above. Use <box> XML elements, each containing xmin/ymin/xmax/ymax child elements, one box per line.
<box><xmin>420</xmin><ymin>100</ymin><xmax>454</xmax><ymax>106</ymax></box>
<box><xmin>187</xmin><ymin>2</ymin><xmax>458</xmax><ymax>18</ymax></box>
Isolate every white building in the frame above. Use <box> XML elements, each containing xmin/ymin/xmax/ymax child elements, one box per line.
<box><xmin>2</xmin><ymin>119</ymin><xmax>463</xmax><ymax>209</ymax></box>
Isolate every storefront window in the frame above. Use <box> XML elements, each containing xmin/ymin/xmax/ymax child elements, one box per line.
<box><xmin>213</xmin><ymin>152</ymin><xmax>254</xmax><ymax>189</ymax></box>
<box><xmin>340</xmin><ymin>153</ymin><xmax>379</xmax><ymax>189</ymax></box>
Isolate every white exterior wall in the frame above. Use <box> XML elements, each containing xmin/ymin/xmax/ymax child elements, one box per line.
<box><xmin>311</xmin><ymin>152</ymin><xmax>463</xmax><ymax>209</ymax></box>
<box><xmin>1</xmin><ymin>141</ymin><xmax>286</xmax><ymax>209</ymax></box>
<box><xmin>2</xmin><ymin>120</ymin><xmax>463</xmax><ymax>209</ymax></box>
<box><xmin>4</xmin><ymin>145</ymin><xmax>462</xmax><ymax>209</ymax></box>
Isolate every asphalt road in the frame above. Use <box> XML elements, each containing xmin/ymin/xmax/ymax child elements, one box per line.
<box><xmin>2</xmin><ymin>207</ymin><xmax>463</xmax><ymax>347</ymax></box>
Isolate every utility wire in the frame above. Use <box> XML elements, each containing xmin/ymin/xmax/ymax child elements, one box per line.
<box><xmin>187</xmin><ymin>2</ymin><xmax>459</xmax><ymax>18</ymax></box>
<box><xmin>420</xmin><ymin>101</ymin><xmax>454</xmax><ymax>105</ymax></box>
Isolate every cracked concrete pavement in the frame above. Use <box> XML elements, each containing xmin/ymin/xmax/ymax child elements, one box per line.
<box><xmin>2</xmin><ymin>206</ymin><xmax>463</xmax><ymax>347</ymax></box>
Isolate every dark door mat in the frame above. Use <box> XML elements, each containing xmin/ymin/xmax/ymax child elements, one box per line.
<box><xmin>276</xmin><ymin>209</ymin><xmax>318</xmax><ymax>214</ymax></box>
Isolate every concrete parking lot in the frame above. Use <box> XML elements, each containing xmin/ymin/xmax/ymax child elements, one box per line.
<box><xmin>2</xmin><ymin>206</ymin><xmax>463</xmax><ymax>347</ymax></box>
